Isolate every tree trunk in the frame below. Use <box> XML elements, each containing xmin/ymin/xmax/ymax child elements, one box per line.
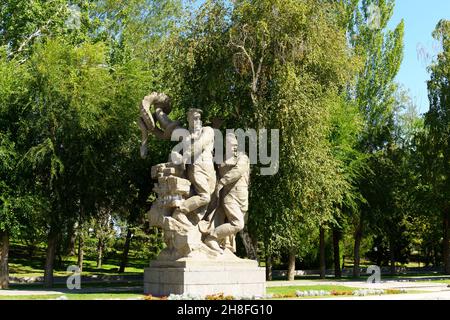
<box><xmin>96</xmin><ymin>238</ymin><xmax>103</xmax><ymax>268</ymax></box>
<box><xmin>44</xmin><ymin>228</ymin><xmax>59</xmax><ymax>288</ymax></box>
<box><xmin>425</xmin><ymin>249</ymin><xmax>430</xmax><ymax>267</ymax></box>
<box><xmin>27</xmin><ymin>243</ymin><xmax>36</xmax><ymax>259</ymax></box>
<box><xmin>434</xmin><ymin>246</ymin><xmax>439</xmax><ymax>267</ymax></box>
<box><xmin>119</xmin><ymin>228</ymin><xmax>133</xmax><ymax>273</ymax></box>
<box><xmin>265</xmin><ymin>254</ymin><xmax>272</xmax><ymax>281</ymax></box>
<box><xmin>319</xmin><ymin>227</ymin><xmax>326</xmax><ymax>279</ymax></box>
<box><xmin>333</xmin><ymin>228</ymin><xmax>341</xmax><ymax>279</ymax></box>
<box><xmin>239</xmin><ymin>227</ymin><xmax>258</xmax><ymax>261</ymax></box>
<box><xmin>353</xmin><ymin>222</ymin><xmax>363</xmax><ymax>278</ymax></box>
<box><xmin>0</xmin><ymin>230</ymin><xmax>10</xmax><ymax>289</ymax></box>
<box><xmin>77</xmin><ymin>230</ymin><xmax>84</xmax><ymax>273</ymax></box>
<box><xmin>376</xmin><ymin>249</ymin><xmax>382</xmax><ymax>267</ymax></box>
<box><xmin>67</xmin><ymin>222</ymin><xmax>77</xmax><ymax>256</ymax></box>
<box><xmin>443</xmin><ymin>208</ymin><xmax>450</xmax><ymax>274</ymax></box>
<box><xmin>287</xmin><ymin>249</ymin><xmax>296</xmax><ymax>281</ymax></box>
<box><xmin>390</xmin><ymin>240</ymin><xmax>396</xmax><ymax>275</ymax></box>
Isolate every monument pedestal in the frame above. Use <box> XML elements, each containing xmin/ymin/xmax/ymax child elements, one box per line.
<box><xmin>144</xmin><ymin>257</ymin><xmax>266</xmax><ymax>297</ymax></box>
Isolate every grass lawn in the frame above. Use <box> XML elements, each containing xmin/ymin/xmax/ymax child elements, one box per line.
<box><xmin>8</xmin><ymin>281</ymin><xmax>143</xmax><ymax>290</ymax></box>
<box><xmin>8</xmin><ymin>242</ymin><xmax>147</xmax><ymax>278</ymax></box>
<box><xmin>0</xmin><ymin>293</ymin><xmax>145</xmax><ymax>300</ymax></box>
<box><xmin>9</xmin><ymin>262</ymin><xmax>143</xmax><ymax>278</ymax></box>
<box><xmin>267</xmin><ymin>285</ymin><xmax>359</xmax><ymax>299</ymax></box>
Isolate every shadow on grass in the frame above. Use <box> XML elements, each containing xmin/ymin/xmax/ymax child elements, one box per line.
<box><xmin>9</xmin><ymin>281</ymin><xmax>143</xmax><ymax>291</ymax></box>
<box><xmin>9</xmin><ymin>242</ymin><xmax>151</xmax><ymax>277</ymax></box>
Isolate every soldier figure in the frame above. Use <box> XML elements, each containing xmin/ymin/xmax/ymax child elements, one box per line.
<box><xmin>172</xmin><ymin>109</ymin><xmax>217</xmax><ymax>227</ymax></box>
<box><xmin>204</xmin><ymin>132</ymin><xmax>250</xmax><ymax>253</ymax></box>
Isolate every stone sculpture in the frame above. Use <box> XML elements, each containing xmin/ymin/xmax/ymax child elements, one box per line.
<box><xmin>139</xmin><ymin>92</ymin><xmax>265</xmax><ymax>297</ymax></box>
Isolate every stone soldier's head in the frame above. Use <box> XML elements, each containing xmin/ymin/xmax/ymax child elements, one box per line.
<box><xmin>225</xmin><ymin>132</ymin><xmax>239</xmax><ymax>159</ymax></box>
<box><xmin>187</xmin><ymin>108</ymin><xmax>203</xmax><ymax>134</ymax></box>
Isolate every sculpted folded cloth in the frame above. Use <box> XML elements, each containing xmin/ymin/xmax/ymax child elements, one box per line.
<box><xmin>139</xmin><ymin>92</ymin><xmax>180</xmax><ymax>145</ymax></box>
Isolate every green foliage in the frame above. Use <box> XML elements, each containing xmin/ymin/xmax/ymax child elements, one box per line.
<box><xmin>417</xmin><ymin>19</ymin><xmax>450</xmax><ymax>271</ymax></box>
<box><xmin>340</xmin><ymin>0</ymin><xmax>407</xmax><ymax>271</ymax></box>
<box><xmin>1</xmin><ymin>0</ymin><xmax>448</xmax><ymax>280</ymax></box>
<box><xmin>169</xmin><ymin>0</ymin><xmax>360</xmax><ymax>259</ymax></box>
<box><xmin>234</xmin><ymin>0</ymin><xmax>357</xmax><ymax>256</ymax></box>
<box><xmin>347</xmin><ymin>0</ymin><xmax>404</xmax><ymax>153</ymax></box>
<box><xmin>423</xmin><ymin>19</ymin><xmax>450</xmax><ymax>210</ymax></box>
<box><xmin>0</xmin><ymin>49</ymin><xmax>37</xmax><ymax>234</ymax></box>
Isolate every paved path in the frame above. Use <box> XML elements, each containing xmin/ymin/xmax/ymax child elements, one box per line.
<box><xmin>0</xmin><ymin>290</ymin><xmax>63</xmax><ymax>296</ymax></box>
<box><xmin>316</xmin><ymin>290</ymin><xmax>450</xmax><ymax>300</ymax></box>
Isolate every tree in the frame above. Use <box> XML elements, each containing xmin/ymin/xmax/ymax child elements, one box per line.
<box><xmin>168</xmin><ymin>0</ymin><xmax>358</xmax><ymax>274</ymax></box>
<box><xmin>0</xmin><ymin>0</ymin><xmax>183</xmax><ymax>287</ymax></box>
<box><xmin>0</xmin><ymin>48</ymin><xmax>34</xmax><ymax>289</ymax></box>
<box><xmin>423</xmin><ymin>19</ymin><xmax>450</xmax><ymax>274</ymax></box>
<box><xmin>368</xmin><ymin>88</ymin><xmax>423</xmax><ymax>274</ymax></box>
<box><xmin>344</xmin><ymin>0</ymin><xmax>404</xmax><ymax>277</ymax></box>
<box><xmin>328</xmin><ymin>94</ymin><xmax>367</xmax><ymax>278</ymax></box>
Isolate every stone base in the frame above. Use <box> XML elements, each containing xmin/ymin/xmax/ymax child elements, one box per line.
<box><xmin>144</xmin><ymin>257</ymin><xmax>266</xmax><ymax>297</ymax></box>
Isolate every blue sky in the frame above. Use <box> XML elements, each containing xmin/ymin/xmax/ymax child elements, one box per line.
<box><xmin>388</xmin><ymin>0</ymin><xmax>450</xmax><ymax>114</ymax></box>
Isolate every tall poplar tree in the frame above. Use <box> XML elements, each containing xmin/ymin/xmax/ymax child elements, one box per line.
<box><xmin>423</xmin><ymin>20</ymin><xmax>450</xmax><ymax>274</ymax></box>
<box><xmin>344</xmin><ymin>0</ymin><xmax>404</xmax><ymax>277</ymax></box>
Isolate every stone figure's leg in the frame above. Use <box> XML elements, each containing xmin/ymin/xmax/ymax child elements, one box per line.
<box><xmin>179</xmin><ymin>163</ymin><xmax>215</xmax><ymax>214</ymax></box>
<box><xmin>213</xmin><ymin>206</ymin><xmax>226</xmax><ymax>229</ymax></box>
<box><xmin>204</xmin><ymin>200</ymin><xmax>244</xmax><ymax>253</ymax></box>
<box><xmin>224</xmin><ymin>234</ymin><xmax>237</xmax><ymax>253</ymax></box>
<box><xmin>173</xmin><ymin>163</ymin><xmax>215</xmax><ymax>227</ymax></box>
<box><xmin>210</xmin><ymin>200</ymin><xmax>245</xmax><ymax>240</ymax></box>
<box><xmin>172</xmin><ymin>165</ymin><xmax>210</xmax><ymax>226</ymax></box>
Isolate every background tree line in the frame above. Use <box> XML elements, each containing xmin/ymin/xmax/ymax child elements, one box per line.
<box><xmin>0</xmin><ymin>0</ymin><xmax>449</xmax><ymax>289</ymax></box>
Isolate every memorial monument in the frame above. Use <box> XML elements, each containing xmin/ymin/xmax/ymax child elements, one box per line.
<box><xmin>138</xmin><ymin>93</ymin><xmax>265</xmax><ymax>297</ymax></box>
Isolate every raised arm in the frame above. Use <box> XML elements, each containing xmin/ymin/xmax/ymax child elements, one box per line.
<box><xmin>218</xmin><ymin>154</ymin><xmax>249</xmax><ymax>186</ymax></box>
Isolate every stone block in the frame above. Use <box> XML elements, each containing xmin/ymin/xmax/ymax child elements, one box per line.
<box><xmin>144</xmin><ymin>259</ymin><xmax>266</xmax><ymax>297</ymax></box>
<box><xmin>151</xmin><ymin>163</ymin><xmax>184</xmax><ymax>179</ymax></box>
<box><xmin>157</xmin><ymin>176</ymin><xmax>191</xmax><ymax>194</ymax></box>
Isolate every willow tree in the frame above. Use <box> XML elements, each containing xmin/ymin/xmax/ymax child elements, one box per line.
<box><xmin>166</xmin><ymin>0</ymin><xmax>357</xmax><ymax>276</ymax></box>
<box><xmin>17</xmin><ymin>39</ymin><xmax>118</xmax><ymax>286</ymax></box>
<box><xmin>0</xmin><ymin>0</ymin><xmax>182</xmax><ymax>286</ymax></box>
<box><xmin>0</xmin><ymin>0</ymin><xmax>105</xmax><ymax>287</ymax></box>
<box><xmin>89</xmin><ymin>0</ymin><xmax>184</xmax><ymax>272</ymax></box>
<box><xmin>328</xmin><ymin>95</ymin><xmax>367</xmax><ymax>278</ymax></box>
<box><xmin>0</xmin><ymin>48</ymin><xmax>34</xmax><ymax>289</ymax></box>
